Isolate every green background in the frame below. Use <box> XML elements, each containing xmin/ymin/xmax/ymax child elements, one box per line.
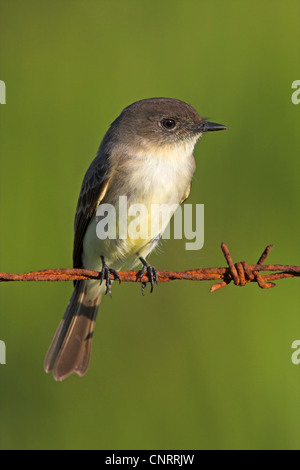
<box><xmin>0</xmin><ymin>0</ymin><xmax>300</xmax><ymax>450</ymax></box>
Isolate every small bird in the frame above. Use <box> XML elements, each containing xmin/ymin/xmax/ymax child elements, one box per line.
<box><xmin>44</xmin><ymin>97</ymin><xmax>226</xmax><ymax>381</ymax></box>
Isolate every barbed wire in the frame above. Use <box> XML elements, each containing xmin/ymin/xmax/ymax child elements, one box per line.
<box><xmin>0</xmin><ymin>243</ymin><xmax>299</xmax><ymax>292</ymax></box>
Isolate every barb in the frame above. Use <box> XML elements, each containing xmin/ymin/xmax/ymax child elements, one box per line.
<box><xmin>0</xmin><ymin>243</ymin><xmax>299</xmax><ymax>292</ymax></box>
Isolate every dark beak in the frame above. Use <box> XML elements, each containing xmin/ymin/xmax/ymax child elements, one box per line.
<box><xmin>201</xmin><ymin>120</ymin><xmax>227</xmax><ymax>132</ymax></box>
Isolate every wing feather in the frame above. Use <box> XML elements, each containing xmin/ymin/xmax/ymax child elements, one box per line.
<box><xmin>73</xmin><ymin>151</ymin><xmax>111</xmax><ymax>268</ymax></box>
<box><xmin>180</xmin><ymin>181</ymin><xmax>192</xmax><ymax>205</ymax></box>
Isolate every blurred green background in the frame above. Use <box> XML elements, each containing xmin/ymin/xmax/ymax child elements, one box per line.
<box><xmin>0</xmin><ymin>0</ymin><xmax>300</xmax><ymax>450</ymax></box>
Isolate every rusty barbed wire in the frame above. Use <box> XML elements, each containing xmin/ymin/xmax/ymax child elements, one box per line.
<box><xmin>0</xmin><ymin>243</ymin><xmax>299</xmax><ymax>292</ymax></box>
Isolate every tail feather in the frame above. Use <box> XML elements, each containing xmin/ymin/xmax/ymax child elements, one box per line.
<box><xmin>44</xmin><ymin>280</ymin><xmax>103</xmax><ymax>381</ymax></box>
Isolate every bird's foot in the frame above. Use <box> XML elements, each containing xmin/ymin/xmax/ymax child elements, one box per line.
<box><xmin>100</xmin><ymin>256</ymin><xmax>121</xmax><ymax>297</ymax></box>
<box><xmin>139</xmin><ymin>257</ymin><xmax>158</xmax><ymax>296</ymax></box>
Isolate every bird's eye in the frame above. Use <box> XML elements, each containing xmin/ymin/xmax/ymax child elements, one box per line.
<box><xmin>161</xmin><ymin>118</ymin><xmax>176</xmax><ymax>130</ymax></box>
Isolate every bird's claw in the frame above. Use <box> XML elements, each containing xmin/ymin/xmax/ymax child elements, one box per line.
<box><xmin>139</xmin><ymin>257</ymin><xmax>158</xmax><ymax>295</ymax></box>
<box><xmin>100</xmin><ymin>256</ymin><xmax>121</xmax><ymax>298</ymax></box>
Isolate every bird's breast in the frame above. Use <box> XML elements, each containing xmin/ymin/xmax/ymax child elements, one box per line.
<box><xmin>82</xmin><ymin>143</ymin><xmax>196</xmax><ymax>270</ymax></box>
<box><xmin>110</xmin><ymin>142</ymin><xmax>196</xmax><ymax>206</ymax></box>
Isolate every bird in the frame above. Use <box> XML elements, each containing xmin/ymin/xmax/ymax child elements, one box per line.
<box><xmin>44</xmin><ymin>97</ymin><xmax>226</xmax><ymax>381</ymax></box>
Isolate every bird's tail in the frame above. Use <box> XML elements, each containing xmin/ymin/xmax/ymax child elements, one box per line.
<box><xmin>44</xmin><ymin>280</ymin><xmax>104</xmax><ymax>381</ymax></box>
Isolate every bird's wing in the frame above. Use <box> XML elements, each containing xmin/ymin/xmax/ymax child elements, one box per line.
<box><xmin>73</xmin><ymin>152</ymin><xmax>111</xmax><ymax>269</ymax></box>
<box><xmin>179</xmin><ymin>181</ymin><xmax>192</xmax><ymax>205</ymax></box>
